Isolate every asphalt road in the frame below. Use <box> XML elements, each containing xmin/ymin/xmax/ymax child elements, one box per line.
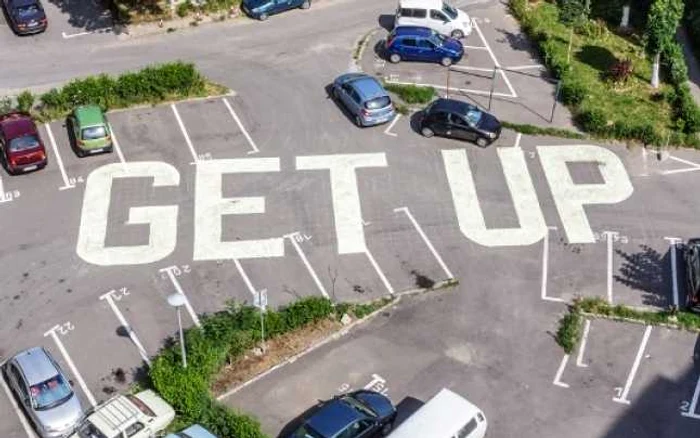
<box><xmin>1</xmin><ymin>0</ymin><xmax>700</xmax><ymax>437</ymax></box>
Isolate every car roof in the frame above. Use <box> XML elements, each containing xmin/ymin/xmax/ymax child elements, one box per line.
<box><xmin>0</xmin><ymin>112</ymin><xmax>36</xmax><ymax>139</ymax></box>
<box><xmin>165</xmin><ymin>424</ymin><xmax>218</xmax><ymax>438</ymax></box>
<box><xmin>9</xmin><ymin>0</ymin><xmax>40</xmax><ymax>7</ymax></box>
<box><xmin>350</xmin><ymin>77</ymin><xmax>386</xmax><ymax>100</ymax></box>
<box><xmin>392</xmin><ymin>26</ymin><xmax>435</xmax><ymax>38</ymax></box>
<box><xmin>74</xmin><ymin>105</ymin><xmax>106</xmax><ymax>126</ymax></box>
<box><xmin>85</xmin><ymin>394</ymin><xmax>142</xmax><ymax>437</ymax></box>
<box><xmin>398</xmin><ymin>0</ymin><xmax>442</xmax><ymax>9</ymax></box>
<box><xmin>12</xmin><ymin>347</ymin><xmax>60</xmax><ymax>385</ymax></box>
<box><xmin>429</xmin><ymin>98</ymin><xmax>477</xmax><ymax>114</ymax></box>
<box><xmin>306</xmin><ymin>398</ymin><xmax>365</xmax><ymax>438</ymax></box>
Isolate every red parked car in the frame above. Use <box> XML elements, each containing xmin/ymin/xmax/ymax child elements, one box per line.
<box><xmin>0</xmin><ymin>112</ymin><xmax>47</xmax><ymax>174</ymax></box>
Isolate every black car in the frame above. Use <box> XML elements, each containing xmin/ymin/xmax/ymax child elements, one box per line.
<box><xmin>419</xmin><ymin>98</ymin><xmax>501</xmax><ymax>147</ymax></box>
<box><xmin>684</xmin><ymin>239</ymin><xmax>700</xmax><ymax>313</ymax></box>
<box><xmin>2</xmin><ymin>0</ymin><xmax>47</xmax><ymax>35</ymax></box>
<box><xmin>288</xmin><ymin>390</ymin><xmax>396</xmax><ymax>438</ymax></box>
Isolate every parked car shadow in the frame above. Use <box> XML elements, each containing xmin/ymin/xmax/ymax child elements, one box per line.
<box><xmin>378</xmin><ymin>14</ymin><xmax>394</xmax><ymax>32</ymax></box>
<box><xmin>409</xmin><ymin>110</ymin><xmax>425</xmax><ymax>135</ymax></box>
<box><xmin>373</xmin><ymin>39</ymin><xmax>389</xmax><ymax>62</ymax></box>
<box><xmin>393</xmin><ymin>396</ymin><xmax>424</xmax><ymax>427</ymax></box>
<box><xmin>324</xmin><ymin>83</ymin><xmax>362</xmax><ymax>127</ymax></box>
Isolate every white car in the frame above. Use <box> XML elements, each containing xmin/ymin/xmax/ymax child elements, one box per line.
<box><xmin>70</xmin><ymin>390</ymin><xmax>175</xmax><ymax>438</ymax></box>
<box><xmin>395</xmin><ymin>0</ymin><xmax>473</xmax><ymax>39</ymax></box>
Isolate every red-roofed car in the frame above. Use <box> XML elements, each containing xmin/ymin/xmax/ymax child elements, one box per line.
<box><xmin>0</xmin><ymin>112</ymin><xmax>47</xmax><ymax>174</ymax></box>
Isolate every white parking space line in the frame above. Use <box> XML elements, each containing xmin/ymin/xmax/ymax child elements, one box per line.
<box><xmin>386</xmin><ymin>80</ymin><xmax>515</xmax><ymax>99</ymax></box>
<box><xmin>662</xmin><ymin>156</ymin><xmax>700</xmax><ymax>175</ymax></box>
<box><xmin>664</xmin><ymin>237</ymin><xmax>682</xmax><ymax>307</ymax></box>
<box><xmin>0</xmin><ymin>369</ymin><xmax>38</xmax><ymax>438</ymax></box>
<box><xmin>107</xmin><ymin>123</ymin><xmax>127</xmax><ymax>169</ymax></box>
<box><xmin>0</xmin><ymin>176</ymin><xmax>17</xmax><ymax>204</ymax></box>
<box><xmin>44</xmin><ymin>123</ymin><xmax>75</xmax><ymax>190</ymax></box>
<box><xmin>159</xmin><ymin>266</ymin><xmax>202</xmax><ymax>327</ymax></box>
<box><xmin>463</xmin><ymin>45</ymin><xmax>489</xmax><ymax>50</ymax></box>
<box><xmin>234</xmin><ymin>259</ymin><xmax>260</xmax><ymax>301</ymax></box>
<box><xmin>505</xmin><ymin>64</ymin><xmax>545</xmax><ymax>71</ymax></box>
<box><xmin>171</xmin><ymin>104</ymin><xmax>200</xmax><ymax>163</ymax></box>
<box><xmin>366</xmin><ymin>249</ymin><xmax>395</xmax><ymax>294</ymax></box>
<box><xmin>613</xmin><ymin>325</ymin><xmax>652</xmax><ymax>405</ymax></box>
<box><xmin>222</xmin><ymin>98</ymin><xmax>260</xmax><ymax>155</ymax></box>
<box><xmin>514</xmin><ymin>133</ymin><xmax>522</xmax><ymax>148</ymax></box>
<box><xmin>601</xmin><ymin>231</ymin><xmax>621</xmax><ymax>304</ymax></box>
<box><xmin>682</xmin><ymin>374</ymin><xmax>700</xmax><ymax>419</ymax></box>
<box><xmin>472</xmin><ymin>20</ymin><xmax>518</xmax><ymax>98</ymax></box>
<box><xmin>61</xmin><ymin>28</ymin><xmax>110</xmax><ymax>39</ymax></box>
<box><xmin>553</xmin><ymin>354</ymin><xmax>571</xmax><ymax>388</ymax></box>
<box><xmin>576</xmin><ymin>319</ymin><xmax>591</xmax><ymax>368</ymax></box>
<box><xmin>284</xmin><ymin>232</ymin><xmax>329</xmax><ymax>299</ymax></box>
<box><xmin>383</xmin><ymin>114</ymin><xmax>401</xmax><ymax>137</ymax></box>
<box><xmin>99</xmin><ymin>290</ymin><xmax>152</xmax><ymax>367</ymax></box>
<box><xmin>450</xmin><ymin>65</ymin><xmax>497</xmax><ymax>73</ymax></box>
<box><xmin>394</xmin><ymin>207</ymin><xmax>454</xmax><ymax>279</ymax></box>
<box><xmin>541</xmin><ymin>226</ymin><xmax>565</xmax><ymax>303</ymax></box>
<box><xmin>43</xmin><ymin>325</ymin><xmax>97</xmax><ymax>407</ymax></box>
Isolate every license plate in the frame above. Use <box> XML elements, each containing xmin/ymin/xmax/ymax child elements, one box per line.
<box><xmin>29</xmin><ymin>21</ymin><xmax>37</xmax><ymax>26</ymax></box>
<box><xmin>23</xmin><ymin>165</ymin><xmax>37</xmax><ymax>172</ymax></box>
<box><xmin>89</xmin><ymin>148</ymin><xmax>104</xmax><ymax>154</ymax></box>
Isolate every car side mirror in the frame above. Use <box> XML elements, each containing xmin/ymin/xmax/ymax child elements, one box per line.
<box><xmin>69</xmin><ymin>379</ymin><xmax>74</xmax><ymax>386</ymax></box>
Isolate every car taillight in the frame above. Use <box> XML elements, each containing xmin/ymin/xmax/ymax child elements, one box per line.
<box><xmin>40</xmin><ymin>18</ymin><xmax>47</xmax><ymax>24</ymax></box>
<box><xmin>39</xmin><ymin>151</ymin><xmax>46</xmax><ymax>160</ymax></box>
<box><xmin>385</xmin><ymin>37</ymin><xmax>394</xmax><ymax>48</ymax></box>
<box><xmin>10</xmin><ymin>158</ymin><xmax>16</xmax><ymax>167</ymax></box>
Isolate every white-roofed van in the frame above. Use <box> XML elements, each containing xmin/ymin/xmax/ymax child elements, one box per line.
<box><xmin>395</xmin><ymin>0</ymin><xmax>473</xmax><ymax>39</ymax></box>
<box><xmin>387</xmin><ymin>388</ymin><xmax>487</xmax><ymax>438</ymax></box>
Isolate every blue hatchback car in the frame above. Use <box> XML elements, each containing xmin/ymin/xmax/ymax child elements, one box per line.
<box><xmin>288</xmin><ymin>390</ymin><xmax>396</xmax><ymax>438</ymax></box>
<box><xmin>385</xmin><ymin>26</ymin><xmax>464</xmax><ymax>67</ymax></box>
<box><xmin>332</xmin><ymin>73</ymin><xmax>396</xmax><ymax>127</ymax></box>
<box><xmin>241</xmin><ymin>0</ymin><xmax>310</xmax><ymax>20</ymax></box>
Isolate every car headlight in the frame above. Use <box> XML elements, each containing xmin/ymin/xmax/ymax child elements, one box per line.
<box><xmin>488</xmin><ymin>132</ymin><xmax>497</xmax><ymax>139</ymax></box>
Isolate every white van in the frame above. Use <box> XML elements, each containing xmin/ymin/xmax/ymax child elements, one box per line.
<box><xmin>395</xmin><ymin>0</ymin><xmax>473</xmax><ymax>39</ymax></box>
<box><xmin>387</xmin><ymin>388</ymin><xmax>487</xmax><ymax>438</ymax></box>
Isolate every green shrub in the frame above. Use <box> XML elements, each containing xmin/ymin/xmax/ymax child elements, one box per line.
<box><xmin>663</xmin><ymin>42</ymin><xmax>688</xmax><ymax>86</ymax></box>
<box><xmin>16</xmin><ymin>91</ymin><xmax>34</xmax><ymax>112</ymax></box>
<box><xmin>576</xmin><ymin>108</ymin><xmax>607</xmax><ymax>133</ymax></box>
<box><xmin>559</xmin><ymin>78</ymin><xmax>586</xmax><ymax>105</ymax></box>
<box><xmin>0</xmin><ymin>96</ymin><xmax>12</xmax><ymax>113</ymax></box>
<box><xmin>556</xmin><ymin>308</ymin><xmax>582</xmax><ymax>353</ymax></box>
<box><xmin>540</xmin><ymin>37</ymin><xmax>569</xmax><ymax>79</ymax></box>
<box><xmin>558</xmin><ymin>0</ymin><xmax>588</xmax><ymax>25</ymax></box>
<box><xmin>384</xmin><ymin>83</ymin><xmax>436</xmax><ymax>104</ymax></box>
<box><xmin>177</xmin><ymin>0</ymin><xmax>192</xmax><ymax>17</ymax></box>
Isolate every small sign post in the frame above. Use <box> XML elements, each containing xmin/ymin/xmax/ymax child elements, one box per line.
<box><xmin>254</xmin><ymin>289</ymin><xmax>268</xmax><ymax>352</ymax></box>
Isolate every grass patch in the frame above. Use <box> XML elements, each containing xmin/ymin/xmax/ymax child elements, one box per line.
<box><xmin>384</xmin><ymin>83</ymin><xmax>436</xmax><ymax>105</ymax></box>
<box><xmin>107</xmin><ymin>0</ymin><xmax>239</xmax><ymax>24</ymax></box>
<box><xmin>501</xmin><ymin>120</ymin><xmax>586</xmax><ymax>139</ymax></box>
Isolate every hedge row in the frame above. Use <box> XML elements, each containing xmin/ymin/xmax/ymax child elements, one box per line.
<box><xmin>150</xmin><ymin>296</ymin><xmax>394</xmax><ymax>438</ymax></box>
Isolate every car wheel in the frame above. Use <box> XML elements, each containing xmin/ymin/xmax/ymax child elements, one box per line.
<box><xmin>451</xmin><ymin>29</ymin><xmax>464</xmax><ymax>39</ymax></box>
<box><xmin>381</xmin><ymin>422</ymin><xmax>393</xmax><ymax>436</ymax></box>
<box><xmin>421</xmin><ymin>126</ymin><xmax>435</xmax><ymax>137</ymax></box>
<box><xmin>389</xmin><ymin>53</ymin><xmax>401</xmax><ymax>64</ymax></box>
<box><xmin>441</xmin><ymin>57</ymin><xmax>453</xmax><ymax>67</ymax></box>
<box><xmin>300</xmin><ymin>0</ymin><xmax>311</xmax><ymax>9</ymax></box>
<box><xmin>354</xmin><ymin>115</ymin><xmax>364</xmax><ymax>127</ymax></box>
<box><xmin>259</xmin><ymin>12</ymin><xmax>268</xmax><ymax>20</ymax></box>
<box><xmin>476</xmin><ymin>137</ymin><xmax>489</xmax><ymax>147</ymax></box>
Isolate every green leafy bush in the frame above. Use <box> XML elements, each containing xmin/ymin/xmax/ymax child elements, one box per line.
<box><xmin>557</xmin><ymin>0</ymin><xmax>588</xmax><ymax>25</ymax></box>
<box><xmin>662</xmin><ymin>42</ymin><xmax>688</xmax><ymax>86</ymax></box>
<box><xmin>177</xmin><ymin>1</ymin><xmax>192</xmax><ymax>17</ymax></box>
<box><xmin>560</xmin><ymin>78</ymin><xmax>586</xmax><ymax>105</ymax></box>
<box><xmin>556</xmin><ymin>308</ymin><xmax>582</xmax><ymax>353</ymax></box>
<box><xmin>576</xmin><ymin>108</ymin><xmax>607</xmax><ymax>133</ymax></box>
<box><xmin>16</xmin><ymin>91</ymin><xmax>34</xmax><ymax>112</ymax></box>
<box><xmin>384</xmin><ymin>83</ymin><xmax>436</xmax><ymax>104</ymax></box>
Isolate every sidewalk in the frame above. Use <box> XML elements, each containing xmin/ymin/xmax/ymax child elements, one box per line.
<box><xmin>678</xmin><ymin>26</ymin><xmax>700</xmax><ymax>106</ymax></box>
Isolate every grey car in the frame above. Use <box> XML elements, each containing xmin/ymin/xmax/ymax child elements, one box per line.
<box><xmin>3</xmin><ymin>347</ymin><xmax>83</xmax><ymax>438</ymax></box>
<box><xmin>332</xmin><ymin>73</ymin><xmax>396</xmax><ymax>127</ymax></box>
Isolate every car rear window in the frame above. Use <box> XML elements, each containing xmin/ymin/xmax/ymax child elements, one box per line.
<box><xmin>9</xmin><ymin>134</ymin><xmax>40</xmax><ymax>152</ymax></box>
<box><xmin>16</xmin><ymin>5</ymin><xmax>40</xmax><ymax>18</ymax></box>
<box><xmin>82</xmin><ymin>126</ymin><xmax>108</xmax><ymax>140</ymax></box>
<box><xmin>399</xmin><ymin>8</ymin><xmax>427</xmax><ymax>18</ymax></box>
<box><xmin>30</xmin><ymin>374</ymin><xmax>72</xmax><ymax>410</ymax></box>
<box><xmin>365</xmin><ymin>96</ymin><xmax>391</xmax><ymax>110</ymax></box>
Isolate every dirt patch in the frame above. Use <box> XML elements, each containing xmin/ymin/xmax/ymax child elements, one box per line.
<box><xmin>211</xmin><ymin>318</ymin><xmax>343</xmax><ymax>395</ymax></box>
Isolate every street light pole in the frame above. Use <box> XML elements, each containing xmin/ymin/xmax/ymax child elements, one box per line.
<box><xmin>167</xmin><ymin>293</ymin><xmax>188</xmax><ymax>369</ymax></box>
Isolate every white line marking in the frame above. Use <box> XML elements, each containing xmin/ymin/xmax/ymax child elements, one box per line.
<box><xmin>394</xmin><ymin>207</ymin><xmax>453</xmax><ymax>279</ymax></box>
<box><xmin>0</xmin><ymin>176</ymin><xmax>8</xmax><ymax>203</ymax></box>
<box><xmin>108</xmin><ymin>123</ymin><xmax>126</xmax><ymax>169</ymax></box>
<box><xmin>541</xmin><ymin>226</ymin><xmax>565</xmax><ymax>302</ymax></box>
<box><xmin>514</xmin><ymin>133</ymin><xmax>522</xmax><ymax>148</ymax></box>
<box><xmin>553</xmin><ymin>354</ymin><xmax>570</xmax><ymax>388</ymax></box>
<box><xmin>365</xmin><ymin>249</ymin><xmax>394</xmax><ymax>294</ymax></box>
<box><xmin>613</xmin><ymin>325</ymin><xmax>652</xmax><ymax>405</ymax></box>
<box><xmin>285</xmin><ymin>232</ymin><xmax>329</xmax><ymax>298</ymax></box>
<box><xmin>449</xmin><ymin>65</ymin><xmax>496</xmax><ymax>73</ymax></box>
<box><xmin>171</xmin><ymin>104</ymin><xmax>199</xmax><ymax>163</ymax></box>
<box><xmin>640</xmin><ymin>146</ymin><xmax>649</xmax><ymax>177</ymax></box>
<box><xmin>43</xmin><ymin>327</ymin><xmax>97</xmax><ymax>407</ymax></box>
<box><xmin>504</xmin><ymin>64</ymin><xmax>545</xmax><ymax>71</ymax></box>
<box><xmin>463</xmin><ymin>45</ymin><xmax>490</xmax><ymax>50</ymax></box>
<box><xmin>664</xmin><ymin>237</ymin><xmax>682</xmax><ymax>307</ymax></box>
<box><xmin>234</xmin><ymin>259</ymin><xmax>258</xmax><ymax>300</ymax></box>
<box><xmin>669</xmin><ymin>155</ymin><xmax>700</xmax><ymax>168</ymax></box>
<box><xmin>384</xmin><ymin>114</ymin><xmax>401</xmax><ymax>137</ymax></box>
<box><xmin>223</xmin><ymin>98</ymin><xmax>260</xmax><ymax>155</ymax></box>
<box><xmin>472</xmin><ymin>20</ymin><xmax>518</xmax><ymax>98</ymax></box>
<box><xmin>683</xmin><ymin>374</ymin><xmax>700</xmax><ymax>419</ymax></box>
<box><xmin>61</xmin><ymin>28</ymin><xmax>109</xmax><ymax>39</ymax></box>
<box><xmin>44</xmin><ymin>123</ymin><xmax>74</xmax><ymax>190</ymax></box>
<box><xmin>384</xmin><ymin>80</ymin><xmax>516</xmax><ymax>98</ymax></box>
<box><xmin>576</xmin><ymin>319</ymin><xmax>591</xmax><ymax>367</ymax></box>
<box><xmin>661</xmin><ymin>167</ymin><xmax>700</xmax><ymax>175</ymax></box>
<box><xmin>603</xmin><ymin>231</ymin><xmax>619</xmax><ymax>304</ymax></box>
<box><xmin>159</xmin><ymin>268</ymin><xmax>202</xmax><ymax>327</ymax></box>
<box><xmin>99</xmin><ymin>292</ymin><xmax>151</xmax><ymax>366</ymax></box>
<box><xmin>0</xmin><ymin>364</ymin><xmax>39</xmax><ymax>438</ymax></box>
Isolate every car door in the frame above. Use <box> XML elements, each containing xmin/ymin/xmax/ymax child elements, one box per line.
<box><xmin>336</xmin><ymin>419</ymin><xmax>376</xmax><ymax>438</ymax></box>
<box><xmin>398</xmin><ymin>37</ymin><xmax>420</xmax><ymax>61</ymax></box>
<box><xmin>416</xmin><ymin>37</ymin><xmax>437</xmax><ymax>61</ymax></box>
<box><xmin>427</xmin><ymin>110</ymin><xmax>450</xmax><ymax>136</ymax></box>
<box><xmin>339</xmin><ymin>83</ymin><xmax>357</xmax><ymax>113</ymax></box>
<box><xmin>7</xmin><ymin>364</ymin><xmax>32</xmax><ymax>414</ymax></box>
<box><xmin>430</xmin><ymin>9</ymin><xmax>451</xmax><ymax>35</ymax></box>
<box><xmin>274</xmin><ymin>0</ymin><xmax>292</xmax><ymax>12</ymax></box>
<box><xmin>447</xmin><ymin>113</ymin><xmax>477</xmax><ymax>141</ymax></box>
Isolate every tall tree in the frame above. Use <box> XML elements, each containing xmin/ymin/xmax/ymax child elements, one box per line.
<box><xmin>645</xmin><ymin>0</ymin><xmax>685</xmax><ymax>88</ymax></box>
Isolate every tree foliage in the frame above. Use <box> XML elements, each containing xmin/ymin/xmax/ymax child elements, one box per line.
<box><xmin>644</xmin><ymin>0</ymin><xmax>684</xmax><ymax>56</ymax></box>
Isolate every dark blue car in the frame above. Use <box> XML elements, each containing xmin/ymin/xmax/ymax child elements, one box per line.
<box><xmin>2</xmin><ymin>0</ymin><xmax>47</xmax><ymax>35</ymax></box>
<box><xmin>332</xmin><ymin>73</ymin><xmax>396</xmax><ymax>127</ymax></box>
<box><xmin>241</xmin><ymin>0</ymin><xmax>310</xmax><ymax>20</ymax></box>
<box><xmin>385</xmin><ymin>26</ymin><xmax>463</xmax><ymax>67</ymax></box>
<box><xmin>289</xmin><ymin>390</ymin><xmax>396</xmax><ymax>438</ymax></box>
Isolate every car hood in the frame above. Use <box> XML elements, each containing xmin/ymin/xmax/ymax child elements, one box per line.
<box><xmin>477</xmin><ymin>112</ymin><xmax>501</xmax><ymax>133</ymax></box>
<box><xmin>243</xmin><ymin>0</ymin><xmax>272</xmax><ymax>9</ymax></box>
<box><xmin>352</xmin><ymin>391</ymin><xmax>395</xmax><ymax>420</ymax></box>
<box><xmin>442</xmin><ymin>38</ymin><xmax>463</xmax><ymax>54</ymax></box>
<box><xmin>457</xmin><ymin>9</ymin><xmax>471</xmax><ymax>23</ymax></box>
<box><xmin>34</xmin><ymin>393</ymin><xmax>83</xmax><ymax>435</ymax></box>
<box><xmin>134</xmin><ymin>390</ymin><xmax>175</xmax><ymax>427</ymax></box>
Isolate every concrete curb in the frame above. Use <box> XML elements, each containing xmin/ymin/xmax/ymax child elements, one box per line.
<box><xmin>350</xmin><ymin>27</ymin><xmax>381</xmax><ymax>72</ymax></box>
<box><xmin>215</xmin><ymin>278</ymin><xmax>457</xmax><ymax>401</ymax></box>
<box><xmin>579</xmin><ymin>311</ymin><xmax>700</xmax><ymax>333</ymax></box>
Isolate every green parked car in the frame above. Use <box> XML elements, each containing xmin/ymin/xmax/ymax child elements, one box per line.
<box><xmin>68</xmin><ymin>105</ymin><xmax>113</xmax><ymax>157</ymax></box>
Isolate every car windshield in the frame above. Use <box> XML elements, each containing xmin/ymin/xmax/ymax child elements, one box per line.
<box><xmin>340</xmin><ymin>395</ymin><xmax>377</xmax><ymax>418</ymax></box>
<box><xmin>30</xmin><ymin>375</ymin><xmax>73</xmax><ymax>410</ymax></box>
<box><xmin>429</xmin><ymin>33</ymin><xmax>447</xmax><ymax>46</ymax></box>
<box><xmin>16</xmin><ymin>5</ymin><xmax>40</xmax><ymax>18</ymax></box>
<box><xmin>82</xmin><ymin>126</ymin><xmax>107</xmax><ymax>140</ymax></box>
<box><xmin>9</xmin><ymin>134</ymin><xmax>40</xmax><ymax>152</ymax></box>
<box><xmin>365</xmin><ymin>96</ymin><xmax>391</xmax><ymax>110</ymax></box>
<box><xmin>464</xmin><ymin>108</ymin><xmax>483</xmax><ymax>125</ymax></box>
<box><xmin>291</xmin><ymin>425</ymin><xmax>324</xmax><ymax>438</ymax></box>
<box><xmin>76</xmin><ymin>421</ymin><xmax>108</xmax><ymax>438</ymax></box>
<box><xmin>442</xmin><ymin>2</ymin><xmax>458</xmax><ymax>20</ymax></box>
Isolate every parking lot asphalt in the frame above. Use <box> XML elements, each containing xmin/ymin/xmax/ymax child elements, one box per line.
<box><xmin>2</xmin><ymin>0</ymin><xmax>700</xmax><ymax>437</ymax></box>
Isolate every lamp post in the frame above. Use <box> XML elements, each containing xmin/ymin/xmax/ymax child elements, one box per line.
<box><xmin>167</xmin><ymin>293</ymin><xmax>188</xmax><ymax>368</ymax></box>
